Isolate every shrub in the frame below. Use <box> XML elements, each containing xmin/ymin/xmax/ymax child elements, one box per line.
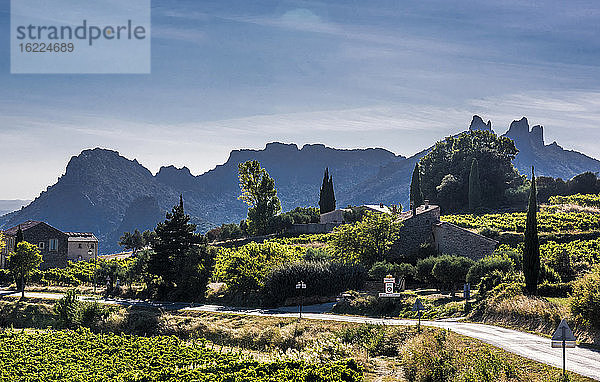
<box><xmin>538</xmin><ymin>282</ymin><xmax>573</xmax><ymax>297</ymax></box>
<box><xmin>477</xmin><ymin>225</ymin><xmax>500</xmax><ymax>239</ymax></box>
<box><xmin>303</xmin><ymin>248</ymin><xmax>332</xmax><ymax>262</ymax></box>
<box><xmin>368</xmin><ymin>261</ymin><xmax>415</xmax><ymax>282</ymax></box>
<box><xmin>466</xmin><ymin>255</ymin><xmax>514</xmax><ymax>285</ymax></box>
<box><xmin>333</xmin><ymin>294</ymin><xmax>408</xmax><ymax>317</ymax></box>
<box><xmin>415</xmin><ymin>257</ymin><xmax>437</xmax><ymax>285</ymax></box>
<box><xmin>0</xmin><ymin>269</ymin><xmax>12</xmax><ymax>285</ymax></box>
<box><xmin>570</xmin><ymin>268</ymin><xmax>600</xmax><ymax>328</ymax></box>
<box><xmin>401</xmin><ymin>330</ymin><xmax>457</xmax><ymax>382</ymax></box>
<box><xmin>431</xmin><ymin>255</ymin><xmax>475</xmax><ymax>292</ymax></box>
<box><xmin>478</xmin><ymin>270</ymin><xmax>523</xmax><ymax>300</ymax></box>
<box><xmin>212</xmin><ymin>242</ymin><xmax>303</xmax><ymax>294</ymax></box>
<box><xmin>54</xmin><ymin>289</ymin><xmax>80</xmax><ymax>328</ymax></box>
<box><xmin>539</xmin><ymin>262</ymin><xmax>562</xmax><ymax>284</ymax></box>
<box><xmin>337</xmin><ymin>324</ymin><xmax>414</xmax><ymax>357</ymax></box>
<box><xmin>454</xmin><ymin>348</ymin><xmax>515</xmax><ymax>381</ymax></box>
<box><xmin>416</xmin><ymin>255</ymin><xmax>474</xmax><ymax>290</ymax></box>
<box><xmin>262</xmin><ymin>261</ymin><xmax>366</xmax><ymax>306</ymax></box>
<box><xmin>80</xmin><ymin>301</ymin><xmax>110</xmax><ymax>329</ymax></box>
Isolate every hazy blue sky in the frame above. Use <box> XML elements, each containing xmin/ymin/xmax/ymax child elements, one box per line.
<box><xmin>2</xmin><ymin>0</ymin><xmax>600</xmax><ymax>199</ymax></box>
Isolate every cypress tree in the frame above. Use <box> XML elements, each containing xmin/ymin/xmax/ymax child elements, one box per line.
<box><xmin>14</xmin><ymin>226</ymin><xmax>24</xmax><ymax>251</ymax></box>
<box><xmin>468</xmin><ymin>158</ymin><xmax>482</xmax><ymax>212</ymax></box>
<box><xmin>410</xmin><ymin>163</ymin><xmax>424</xmax><ymax>207</ymax></box>
<box><xmin>319</xmin><ymin>168</ymin><xmax>335</xmax><ymax>214</ymax></box>
<box><xmin>523</xmin><ymin>167</ymin><xmax>540</xmax><ymax>295</ymax></box>
<box><xmin>328</xmin><ymin>174</ymin><xmax>336</xmax><ymax>212</ymax></box>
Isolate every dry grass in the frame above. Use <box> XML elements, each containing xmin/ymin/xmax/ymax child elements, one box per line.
<box><xmin>0</xmin><ymin>299</ymin><xmax>596</xmax><ymax>381</ymax></box>
<box><xmin>478</xmin><ymin>294</ymin><xmax>566</xmax><ymax>335</ymax></box>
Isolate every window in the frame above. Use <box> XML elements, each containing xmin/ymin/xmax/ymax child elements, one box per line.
<box><xmin>38</xmin><ymin>242</ymin><xmax>45</xmax><ymax>249</ymax></box>
<box><xmin>49</xmin><ymin>239</ymin><xmax>58</xmax><ymax>251</ymax></box>
<box><xmin>78</xmin><ymin>243</ymin><xmax>82</xmax><ymax>249</ymax></box>
<box><xmin>90</xmin><ymin>243</ymin><xmax>95</xmax><ymax>249</ymax></box>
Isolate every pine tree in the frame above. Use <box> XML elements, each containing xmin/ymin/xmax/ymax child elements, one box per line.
<box><xmin>319</xmin><ymin>168</ymin><xmax>336</xmax><ymax>214</ymax></box>
<box><xmin>149</xmin><ymin>195</ymin><xmax>199</xmax><ymax>290</ymax></box>
<box><xmin>523</xmin><ymin>167</ymin><xmax>540</xmax><ymax>295</ymax></box>
<box><xmin>410</xmin><ymin>163</ymin><xmax>424</xmax><ymax>208</ymax></box>
<box><xmin>468</xmin><ymin>158</ymin><xmax>482</xmax><ymax>212</ymax></box>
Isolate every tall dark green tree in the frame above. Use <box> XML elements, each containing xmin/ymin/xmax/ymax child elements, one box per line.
<box><xmin>410</xmin><ymin>163</ymin><xmax>424</xmax><ymax>208</ymax></box>
<box><xmin>119</xmin><ymin>229</ymin><xmax>145</xmax><ymax>255</ymax></box>
<box><xmin>319</xmin><ymin>168</ymin><xmax>336</xmax><ymax>214</ymax></box>
<box><xmin>149</xmin><ymin>195</ymin><xmax>200</xmax><ymax>291</ymax></box>
<box><xmin>238</xmin><ymin>160</ymin><xmax>281</xmax><ymax>235</ymax></box>
<box><xmin>419</xmin><ymin>130</ymin><xmax>522</xmax><ymax>212</ymax></box>
<box><xmin>14</xmin><ymin>226</ymin><xmax>23</xmax><ymax>251</ymax></box>
<box><xmin>523</xmin><ymin>167</ymin><xmax>540</xmax><ymax>295</ymax></box>
<box><xmin>468</xmin><ymin>158</ymin><xmax>482</xmax><ymax>212</ymax></box>
<box><xmin>328</xmin><ymin>173</ymin><xmax>336</xmax><ymax>211</ymax></box>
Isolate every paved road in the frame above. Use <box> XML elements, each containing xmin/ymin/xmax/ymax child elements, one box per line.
<box><xmin>2</xmin><ymin>289</ymin><xmax>599</xmax><ymax>380</ymax></box>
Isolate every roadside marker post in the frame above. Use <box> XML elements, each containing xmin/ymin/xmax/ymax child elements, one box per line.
<box><xmin>295</xmin><ymin>280</ymin><xmax>306</xmax><ymax>319</ymax></box>
<box><xmin>551</xmin><ymin>318</ymin><xmax>576</xmax><ymax>377</ymax></box>
<box><xmin>412</xmin><ymin>298</ymin><xmax>425</xmax><ymax>332</ymax></box>
<box><xmin>463</xmin><ymin>283</ymin><xmax>471</xmax><ymax>311</ymax></box>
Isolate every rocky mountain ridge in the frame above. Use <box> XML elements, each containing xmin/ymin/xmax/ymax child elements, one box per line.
<box><xmin>2</xmin><ymin>116</ymin><xmax>599</xmax><ymax>253</ymax></box>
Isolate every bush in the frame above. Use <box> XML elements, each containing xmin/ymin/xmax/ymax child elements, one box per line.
<box><xmin>401</xmin><ymin>330</ymin><xmax>457</xmax><ymax>382</ymax></box>
<box><xmin>368</xmin><ymin>261</ymin><xmax>415</xmax><ymax>282</ymax></box>
<box><xmin>212</xmin><ymin>242</ymin><xmax>303</xmax><ymax>294</ymax></box>
<box><xmin>80</xmin><ymin>301</ymin><xmax>110</xmax><ymax>329</ymax></box>
<box><xmin>54</xmin><ymin>289</ymin><xmax>80</xmax><ymax>328</ymax></box>
<box><xmin>0</xmin><ymin>269</ymin><xmax>12</xmax><ymax>285</ymax></box>
<box><xmin>466</xmin><ymin>255</ymin><xmax>514</xmax><ymax>285</ymax></box>
<box><xmin>570</xmin><ymin>268</ymin><xmax>600</xmax><ymax>328</ymax></box>
<box><xmin>540</xmin><ymin>262</ymin><xmax>562</xmax><ymax>284</ymax></box>
<box><xmin>416</xmin><ymin>255</ymin><xmax>474</xmax><ymax>290</ymax></box>
<box><xmin>477</xmin><ymin>225</ymin><xmax>500</xmax><ymax>239</ymax></box>
<box><xmin>337</xmin><ymin>324</ymin><xmax>414</xmax><ymax>357</ymax></box>
<box><xmin>538</xmin><ymin>282</ymin><xmax>573</xmax><ymax>297</ymax></box>
<box><xmin>477</xmin><ymin>270</ymin><xmax>523</xmax><ymax>300</ymax></box>
<box><xmin>333</xmin><ymin>294</ymin><xmax>408</xmax><ymax>317</ymax></box>
<box><xmin>303</xmin><ymin>248</ymin><xmax>332</xmax><ymax>262</ymax></box>
<box><xmin>431</xmin><ymin>255</ymin><xmax>474</xmax><ymax>292</ymax></box>
<box><xmin>416</xmin><ymin>257</ymin><xmax>437</xmax><ymax>285</ymax></box>
<box><xmin>262</xmin><ymin>261</ymin><xmax>366</xmax><ymax>306</ymax></box>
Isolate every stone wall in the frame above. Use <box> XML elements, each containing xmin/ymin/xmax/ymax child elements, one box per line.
<box><xmin>22</xmin><ymin>223</ymin><xmax>68</xmax><ymax>269</ymax></box>
<box><xmin>390</xmin><ymin>206</ymin><xmax>440</xmax><ymax>259</ymax></box>
<box><xmin>67</xmin><ymin>239</ymin><xmax>98</xmax><ymax>262</ymax></box>
<box><xmin>432</xmin><ymin>222</ymin><xmax>497</xmax><ymax>261</ymax></box>
<box><xmin>289</xmin><ymin>223</ymin><xmax>341</xmax><ymax>234</ymax></box>
<box><xmin>320</xmin><ymin>210</ymin><xmax>344</xmax><ymax>224</ymax></box>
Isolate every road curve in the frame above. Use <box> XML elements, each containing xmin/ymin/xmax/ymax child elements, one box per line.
<box><xmin>2</xmin><ymin>289</ymin><xmax>599</xmax><ymax>380</ymax></box>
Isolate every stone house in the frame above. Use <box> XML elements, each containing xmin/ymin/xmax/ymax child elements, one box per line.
<box><xmin>0</xmin><ymin>221</ymin><xmax>98</xmax><ymax>269</ymax></box>
<box><xmin>391</xmin><ymin>203</ymin><xmax>498</xmax><ymax>261</ymax></box>
<box><xmin>65</xmin><ymin>232</ymin><xmax>99</xmax><ymax>262</ymax></box>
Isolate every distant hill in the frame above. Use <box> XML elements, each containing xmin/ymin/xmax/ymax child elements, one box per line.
<box><xmin>0</xmin><ymin>200</ymin><xmax>30</xmax><ymax>217</ymax></box>
<box><xmin>0</xmin><ymin>144</ymin><xmax>401</xmax><ymax>253</ymax></box>
<box><xmin>2</xmin><ymin>116</ymin><xmax>599</xmax><ymax>253</ymax></box>
<box><xmin>502</xmin><ymin>117</ymin><xmax>600</xmax><ymax>179</ymax></box>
